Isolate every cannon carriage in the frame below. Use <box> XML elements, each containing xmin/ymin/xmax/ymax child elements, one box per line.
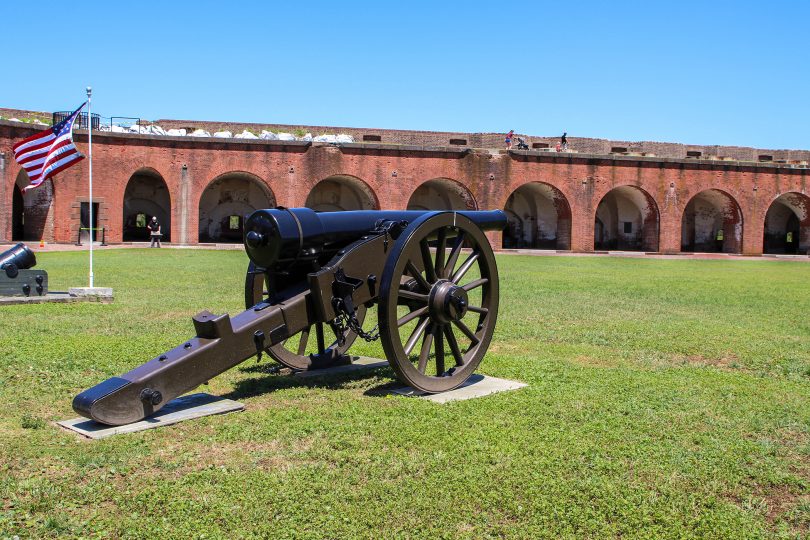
<box><xmin>74</xmin><ymin>208</ymin><xmax>506</xmax><ymax>426</ymax></box>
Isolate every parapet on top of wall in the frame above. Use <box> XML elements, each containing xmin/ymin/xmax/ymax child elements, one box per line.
<box><xmin>2</xmin><ymin>106</ymin><xmax>808</xmax><ymax>163</ymax></box>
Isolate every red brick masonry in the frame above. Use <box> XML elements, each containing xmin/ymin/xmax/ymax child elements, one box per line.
<box><xmin>1</xmin><ymin>118</ymin><xmax>807</xmax><ymax>255</ymax></box>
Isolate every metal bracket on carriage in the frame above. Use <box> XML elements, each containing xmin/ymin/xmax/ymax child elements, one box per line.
<box><xmin>330</xmin><ymin>268</ymin><xmax>367</xmax><ymax>346</ymax></box>
<box><xmin>372</xmin><ymin>219</ymin><xmax>409</xmax><ymax>249</ymax></box>
<box><xmin>307</xmin><ymin>233</ymin><xmax>389</xmax><ymax>324</ymax></box>
<box><xmin>373</xmin><ymin>219</ymin><xmax>409</xmax><ymax>236</ymax></box>
<box><xmin>331</xmin><ymin>268</ymin><xmax>363</xmax><ymax>319</ymax></box>
<box><xmin>192</xmin><ymin>310</ymin><xmax>233</xmax><ymax>339</ymax></box>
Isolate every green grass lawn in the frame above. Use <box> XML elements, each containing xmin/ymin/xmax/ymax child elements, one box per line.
<box><xmin>1</xmin><ymin>250</ymin><xmax>808</xmax><ymax>539</ymax></box>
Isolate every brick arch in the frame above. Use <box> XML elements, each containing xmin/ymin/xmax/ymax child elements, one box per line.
<box><xmin>198</xmin><ymin>171</ymin><xmax>276</xmax><ymax>243</ymax></box>
<box><xmin>407</xmin><ymin>177</ymin><xmax>477</xmax><ymax>210</ymax></box>
<box><xmin>681</xmin><ymin>188</ymin><xmax>744</xmax><ymax>253</ymax></box>
<box><xmin>129</xmin><ymin>166</ymin><xmax>172</xmax><ymax>186</ymax></box>
<box><xmin>305</xmin><ymin>174</ymin><xmax>379</xmax><ymax>211</ymax></box>
<box><xmin>762</xmin><ymin>191</ymin><xmax>810</xmax><ymax>254</ymax></box>
<box><xmin>502</xmin><ymin>181</ymin><xmax>572</xmax><ymax>250</ymax></box>
<box><xmin>122</xmin><ymin>167</ymin><xmax>172</xmax><ymax>242</ymax></box>
<box><xmin>198</xmin><ymin>170</ymin><xmax>275</xmax><ymax>206</ymax></box>
<box><xmin>594</xmin><ymin>185</ymin><xmax>660</xmax><ymax>252</ymax></box>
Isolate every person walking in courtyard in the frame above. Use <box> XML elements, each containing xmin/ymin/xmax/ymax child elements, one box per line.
<box><xmin>505</xmin><ymin>130</ymin><xmax>514</xmax><ymax>150</ymax></box>
<box><xmin>148</xmin><ymin>216</ymin><xmax>162</xmax><ymax>248</ymax></box>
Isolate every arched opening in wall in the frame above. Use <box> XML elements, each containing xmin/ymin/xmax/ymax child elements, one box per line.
<box><xmin>14</xmin><ymin>170</ymin><xmax>54</xmax><ymax>241</ymax></box>
<box><xmin>681</xmin><ymin>189</ymin><xmax>744</xmax><ymax>253</ymax></box>
<box><xmin>122</xmin><ymin>169</ymin><xmax>171</xmax><ymax>242</ymax></box>
<box><xmin>199</xmin><ymin>172</ymin><xmax>274</xmax><ymax>243</ymax></box>
<box><xmin>406</xmin><ymin>178</ymin><xmax>477</xmax><ymax>210</ymax></box>
<box><xmin>305</xmin><ymin>175</ymin><xmax>378</xmax><ymax>211</ymax></box>
<box><xmin>12</xmin><ymin>184</ymin><xmax>23</xmax><ymax>241</ymax></box>
<box><xmin>594</xmin><ymin>186</ymin><xmax>659</xmax><ymax>251</ymax></box>
<box><xmin>763</xmin><ymin>192</ymin><xmax>810</xmax><ymax>254</ymax></box>
<box><xmin>502</xmin><ymin>182</ymin><xmax>571</xmax><ymax>249</ymax></box>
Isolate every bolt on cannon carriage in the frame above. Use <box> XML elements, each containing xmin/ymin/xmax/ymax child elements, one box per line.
<box><xmin>74</xmin><ymin>208</ymin><xmax>506</xmax><ymax>426</ymax></box>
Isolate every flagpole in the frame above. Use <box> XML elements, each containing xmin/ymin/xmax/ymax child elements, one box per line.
<box><xmin>86</xmin><ymin>86</ymin><xmax>93</xmax><ymax>288</ymax></box>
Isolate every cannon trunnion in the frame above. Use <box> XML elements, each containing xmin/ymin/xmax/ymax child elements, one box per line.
<box><xmin>0</xmin><ymin>243</ymin><xmax>48</xmax><ymax>297</ymax></box>
<box><xmin>74</xmin><ymin>208</ymin><xmax>506</xmax><ymax>426</ymax></box>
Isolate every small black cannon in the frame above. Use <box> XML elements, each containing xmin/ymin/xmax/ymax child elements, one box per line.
<box><xmin>0</xmin><ymin>243</ymin><xmax>47</xmax><ymax>297</ymax></box>
<box><xmin>74</xmin><ymin>208</ymin><xmax>506</xmax><ymax>425</ymax></box>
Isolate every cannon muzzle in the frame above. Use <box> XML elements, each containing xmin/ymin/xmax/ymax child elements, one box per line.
<box><xmin>0</xmin><ymin>243</ymin><xmax>37</xmax><ymax>278</ymax></box>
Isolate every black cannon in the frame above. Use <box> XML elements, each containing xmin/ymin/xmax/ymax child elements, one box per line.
<box><xmin>74</xmin><ymin>208</ymin><xmax>506</xmax><ymax>426</ymax></box>
<box><xmin>0</xmin><ymin>243</ymin><xmax>47</xmax><ymax>297</ymax></box>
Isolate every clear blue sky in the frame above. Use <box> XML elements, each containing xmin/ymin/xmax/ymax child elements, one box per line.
<box><xmin>2</xmin><ymin>1</ymin><xmax>807</xmax><ymax>149</ymax></box>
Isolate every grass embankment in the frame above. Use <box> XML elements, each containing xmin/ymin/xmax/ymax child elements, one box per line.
<box><xmin>0</xmin><ymin>250</ymin><xmax>808</xmax><ymax>539</ymax></box>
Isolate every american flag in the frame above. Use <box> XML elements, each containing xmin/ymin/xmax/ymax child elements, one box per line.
<box><xmin>12</xmin><ymin>103</ymin><xmax>86</xmax><ymax>191</ymax></box>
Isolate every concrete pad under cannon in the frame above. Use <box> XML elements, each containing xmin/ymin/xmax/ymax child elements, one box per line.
<box><xmin>68</xmin><ymin>287</ymin><xmax>114</xmax><ymax>301</ymax></box>
<box><xmin>0</xmin><ymin>290</ymin><xmax>114</xmax><ymax>305</ymax></box>
<box><xmin>57</xmin><ymin>393</ymin><xmax>244</xmax><ymax>439</ymax></box>
<box><xmin>293</xmin><ymin>356</ymin><xmax>389</xmax><ymax>378</ymax></box>
<box><xmin>392</xmin><ymin>374</ymin><xmax>527</xmax><ymax>403</ymax></box>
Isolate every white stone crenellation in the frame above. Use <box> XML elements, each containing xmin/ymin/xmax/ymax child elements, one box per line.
<box><xmin>91</xmin><ymin>120</ymin><xmax>354</xmax><ymax>143</ymax></box>
<box><xmin>6</xmin><ymin>115</ymin><xmax>354</xmax><ymax>142</ymax></box>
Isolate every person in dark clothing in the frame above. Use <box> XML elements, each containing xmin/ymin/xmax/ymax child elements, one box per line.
<box><xmin>561</xmin><ymin>132</ymin><xmax>568</xmax><ymax>151</ymax></box>
<box><xmin>147</xmin><ymin>216</ymin><xmax>162</xmax><ymax>248</ymax></box>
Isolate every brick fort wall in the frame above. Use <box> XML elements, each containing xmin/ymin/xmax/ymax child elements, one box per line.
<box><xmin>1</xmin><ymin>117</ymin><xmax>808</xmax><ymax>256</ymax></box>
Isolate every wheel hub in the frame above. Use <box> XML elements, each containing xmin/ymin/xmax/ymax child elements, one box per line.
<box><xmin>429</xmin><ymin>280</ymin><xmax>469</xmax><ymax>324</ymax></box>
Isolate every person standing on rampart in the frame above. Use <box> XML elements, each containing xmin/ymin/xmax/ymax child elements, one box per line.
<box><xmin>505</xmin><ymin>130</ymin><xmax>514</xmax><ymax>150</ymax></box>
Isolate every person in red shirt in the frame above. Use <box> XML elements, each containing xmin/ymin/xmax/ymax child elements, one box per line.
<box><xmin>505</xmin><ymin>130</ymin><xmax>514</xmax><ymax>150</ymax></box>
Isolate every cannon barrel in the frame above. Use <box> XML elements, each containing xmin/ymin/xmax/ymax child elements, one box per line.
<box><xmin>0</xmin><ymin>243</ymin><xmax>37</xmax><ymax>276</ymax></box>
<box><xmin>244</xmin><ymin>207</ymin><xmax>506</xmax><ymax>269</ymax></box>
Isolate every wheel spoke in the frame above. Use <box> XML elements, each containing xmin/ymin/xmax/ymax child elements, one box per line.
<box><xmin>397</xmin><ymin>290</ymin><xmax>429</xmax><ymax>303</ymax></box>
<box><xmin>420</xmin><ymin>239</ymin><xmax>437</xmax><ymax>284</ymax></box>
<box><xmin>451</xmin><ymin>250</ymin><xmax>480</xmax><ymax>284</ymax></box>
<box><xmin>444</xmin><ymin>325</ymin><xmax>465</xmax><ymax>367</ymax></box>
<box><xmin>444</xmin><ymin>231</ymin><xmax>466</xmax><ymax>278</ymax></box>
<box><xmin>452</xmin><ymin>319</ymin><xmax>480</xmax><ymax>345</ymax></box>
<box><xmin>405</xmin><ymin>260</ymin><xmax>431</xmax><ymax>292</ymax></box>
<box><xmin>397</xmin><ymin>305</ymin><xmax>428</xmax><ymax>327</ymax></box>
<box><xmin>466</xmin><ymin>305</ymin><xmax>489</xmax><ymax>315</ymax></box>
<box><xmin>435</xmin><ymin>327</ymin><xmax>445</xmax><ymax>376</ymax></box>
<box><xmin>296</xmin><ymin>327</ymin><xmax>310</xmax><ymax>356</ymax></box>
<box><xmin>434</xmin><ymin>229</ymin><xmax>447</xmax><ymax>278</ymax></box>
<box><xmin>462</xmin><ymin>278</ymin><xmax>488</xmax><ymax>292</ymax></box>
<box><xmin>417</xmin><ymin>324</ymin><xmax>435</xmax><ymax>374</ymax></box>
<box><xmin>404</xmin><ymin>317</ymin><xmax>430</xmax><ymax>356</ymax></box>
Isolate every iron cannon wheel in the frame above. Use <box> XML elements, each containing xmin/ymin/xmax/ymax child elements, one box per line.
<box><xmin>378</xmin><ymin>212</ymin><xmax>499</xmax><ymax>393</ymax></box>
<box><xmin>244</xmin><ymin>261</ymin><xmax>366</xmax><ymax>370</ymax></box>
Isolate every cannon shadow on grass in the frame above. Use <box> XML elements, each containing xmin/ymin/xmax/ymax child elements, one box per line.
<box><xmin>225</xmin><ymin>362</ymin><xmax>401</xmax><ymax>401</ymax></box>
